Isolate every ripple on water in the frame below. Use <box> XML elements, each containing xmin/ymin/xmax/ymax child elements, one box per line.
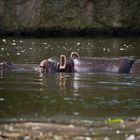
<box><xmin>0</xmin><ymin>72</ymin><xmax>43</xmax><ymax>92</ymax></box>
<box><xmin>97</xmin><ymin>81</ymin><xmax>138</xmax><ymax>86</ymax></box>
<box><xmin>72</xmin><ymin>73</ymin><xmax>140</xmax><ymax>96</ymax></box>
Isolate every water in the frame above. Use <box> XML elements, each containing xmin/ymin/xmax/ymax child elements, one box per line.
<box><xmin>0</xmin><ymin>37</ymin><xmax>140</xmax><ymax>124</ymax></box>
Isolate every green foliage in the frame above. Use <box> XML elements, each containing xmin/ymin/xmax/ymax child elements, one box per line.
<box><xmin>105</xmin><ymin>118</ymin><xmax>124</xmax><ymax>124</ymax></box>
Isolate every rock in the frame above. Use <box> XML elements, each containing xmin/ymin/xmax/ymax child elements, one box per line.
<box><xmin>0</xmin><ymin>0</ymin><xmax>140</xmax><ymax>36</ymax></box>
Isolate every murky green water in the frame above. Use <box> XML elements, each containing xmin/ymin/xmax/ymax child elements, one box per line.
<box><xmin>0</xmin><ymin>37</ymin><xmax>140</xmax><ymax>123</ymax></box>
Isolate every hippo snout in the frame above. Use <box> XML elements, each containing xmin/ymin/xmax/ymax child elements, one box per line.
<box><xmin>39</xmin><ymin>59</ymin><xmax>49</xmax><ymax>73</ymax></box>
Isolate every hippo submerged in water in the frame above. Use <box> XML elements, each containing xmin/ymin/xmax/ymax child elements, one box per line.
<box><xmin>0</xmin><ymin>61</ymin><xmax>38</xmax><ymax>72</ymax></box>
<box><xmin>70</xmin><ymin>52</ymin><xmax>140</xmax><ymax>74</ymax></box>
<box><xmin>39</xmin><ymin>52</ymin><xmax>135</xmax><ymax>74</ymax></box>
<box><xmin>0</xmin><ymin>54</ymin><xmax>73</xmax><ymax>73</ymax></box>
<box><xmin>39</xmin><ymin>54</ymin><xmax>73</xmax><ymax>73</ymax></box>
<box><xmin>70</xmin><ymin>52</ymin><xmax>134</xmax><ymax>73</ymax></box>
<box><xmin>0</xmin><ymin>52</ymin><xmax>140</xmax><ymax>74</ymax></box>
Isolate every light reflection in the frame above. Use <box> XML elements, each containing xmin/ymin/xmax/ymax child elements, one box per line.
<box><xmin>11</xmin><ymin>43</ymin><xmax>16</xmax><ymax>46</ymax></box>
<box><xmin>2</xmin><ymin>39</ymin><xmax>6</xmax><ymax>43</ymax></box>
<box><xmin>0</xmin><ymin>98</ymin><xmax>4</xmax><ymax>101</ymax></box>
<box><xmin>16</xmin><ymin>52</ymin><xmax>21</xmax><ymax>55</ymax></box>
<box><xmin>0</xmin><ymin>71</ymin><xmax>4</xmax><ymax>79</ymax></box>
<box><xmin>57</xmin><ymin>73</ymin><xmax>67</xmax><ymax>91</ymax></box>
<box><xmin>37</xmin><ymin>71</ymin><xmax>137</xmax><ymax>96</ymax></box>
<box><xmin>1</xmin><ymin>48</ymin><xmax>4</xmax><ymax>51</ymax></box>
<box><xmin>39</xmin><ymin>73</ymin><xmax>72</xmax><ymax>94</ymax></box>
<box><xmin>19</xmin><ymin>40</ymin><xmax>23</xmax><ymax>43</ymax></box>
<box><xmin>37</xmin><ymin>71</ymin><xmax>137</xmax><ymax>95</ymax></box>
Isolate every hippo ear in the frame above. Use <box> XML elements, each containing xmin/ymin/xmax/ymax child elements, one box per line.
<box><xmin>70</xmin><ymin>52</ymin><xmax>79</xmax><ymax>59</ymax></box>
<box><xmin>59</xmin><ymin>55</ymin><xmax>67</xmax><ymax>70</ymax></box>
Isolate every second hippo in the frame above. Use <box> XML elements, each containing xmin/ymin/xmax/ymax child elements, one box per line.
<box><xmin>69</xmin><ymin>52</ymin><xmax>135</xmax><ymax>73</ymax></box>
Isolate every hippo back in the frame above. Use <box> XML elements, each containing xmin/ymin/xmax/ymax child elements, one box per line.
<box><xmin>12</xmin><ymin>64</ymin><xmax>38</xmax><ymax>72</ymax></box>
<box><xmin>0</xmin><ymin>61</ymin><xmax>40</xmax><ymax>72</ymax></box>
<box><xmin>73</xmin><ymin>57</ymin><xmax>134</xmax><ymax>73</ymax></box>
<box><xmin>130</xmin><ymin>59</ymin><xmax>140</xmax><ymax>74</ymax></box>
<box><xmin>47</xmin><ymin>57</ymin><xmax>59</xmax><ymax>73</ymax></box>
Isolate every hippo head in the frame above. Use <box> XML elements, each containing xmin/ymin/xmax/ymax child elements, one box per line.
<box><xmin>39</xmin><ymin>55</ymin><xmax>71</xmax><ymax>73</ymax></box>
<box><xmin>39</xmin><ymin>53</ymin><xmax>77</xmax><ymax>73</ymax></box>
<box><xmin>58</xmin><ymin>52</ymin><xmax>80</xmax><ymax>72</ymax></box>
<box><xmin>39</xmin><ymin>59</ymin><xmax>48</xmax><ymax>73</ymax></box>
<box><xmin>39</xmin><ymin>56</ymin><xmax>68</xmax><ymax>73</ymax></box>
<box><xmin>58</xmin><ymin>54</ymin><xmax>74</xmax><ymax>72</ymax></box>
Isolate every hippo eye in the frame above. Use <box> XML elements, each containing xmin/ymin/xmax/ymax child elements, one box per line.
<box><xmin>40</xmin><ymin>66</ymin><xmax>47</xmax><ymax>68</ymax></box>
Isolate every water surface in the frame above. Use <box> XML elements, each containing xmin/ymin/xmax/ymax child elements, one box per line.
<box><xmin>0</xmin><ymin>37</ymin><xmax>140</xmax><ymax>123</ymax></box>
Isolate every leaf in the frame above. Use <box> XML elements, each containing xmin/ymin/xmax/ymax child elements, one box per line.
<box><xmin>105</xmin><ymin>118</ymin><xmax>124</xmax><ymax>124</ymax></box>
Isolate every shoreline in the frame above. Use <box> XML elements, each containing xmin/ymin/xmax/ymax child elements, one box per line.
<box><xmin>0</xmin><ymin>118</ymin><xmax>140</xmax><ymax>140</ymax></box>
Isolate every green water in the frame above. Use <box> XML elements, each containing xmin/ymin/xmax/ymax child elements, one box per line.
<box><xmin>0</xmin><ymin>37</ymin><xmax>140</xmax><ymax>123</ymax></box>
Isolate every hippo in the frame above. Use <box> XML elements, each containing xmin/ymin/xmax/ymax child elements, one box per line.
<box><xmin>56</xmin><ymin>54</ymin><xmax>73</xmax><ymax>72</ymax></box>
<box><xmin>0</xmin><ymin>52</ymin><xmax>137</xmax><ymax>74</ymax></box>
<box><xmin>0</xmin><ymin>61</ymin><xmax>38</xmax><ymax>72</ymax></box>
<box><xmin>39</xmin><ymin>54</ymin><xmax>73</xmax><ymax>73</ymax></box>
<box><xmin>43</xmin><ymin>52</ymin><xmax>134</xmax><ymax>74</ymax></box>
<box><xmin>0</xmin><ymin>54</ymin><xmax>73</xmax><ymax>73</ymax></box>
<box><xmin>0</xmin><ymin>59</ymin><xmax>58</xmax><ymax>73</ymax></box>
<box><xmin>69</xmin><ymin>52</ymin><xmax>135</xmax><ymax>73</ymax></box>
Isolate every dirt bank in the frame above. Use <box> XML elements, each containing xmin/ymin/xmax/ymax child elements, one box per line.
<box><xmin>0</xmin><ymin>118</ymin><xmax>140</xmax><ymax>140</ymax></box>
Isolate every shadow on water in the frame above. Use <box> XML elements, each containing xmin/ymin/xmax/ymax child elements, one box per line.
<box><xmin>0</xmin><ymin>37</ymin><xmax>140</xmax><ymax>124</ymax></box>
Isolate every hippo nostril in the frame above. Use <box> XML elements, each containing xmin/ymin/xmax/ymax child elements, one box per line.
<box><xmin>40</xmin><ymin>66</ymin><xmax>47</xmax><ymax>68</ymax></box>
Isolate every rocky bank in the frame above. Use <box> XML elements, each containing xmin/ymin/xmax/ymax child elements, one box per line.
<box><xmin>0</xmin><ymin>0</ymin><xmax>140</xmax><ymax>36</ymax></box>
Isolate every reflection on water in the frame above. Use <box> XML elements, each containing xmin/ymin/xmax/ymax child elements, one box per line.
<box><xmin>0</xmin><ymin>37</ymin><xmax>140</xmax><ymax>123</ymax></box>
<box><xmin>0</xmin><ymin>71</ymin><xmax>140</xmax><ymax>121</ymax></box>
